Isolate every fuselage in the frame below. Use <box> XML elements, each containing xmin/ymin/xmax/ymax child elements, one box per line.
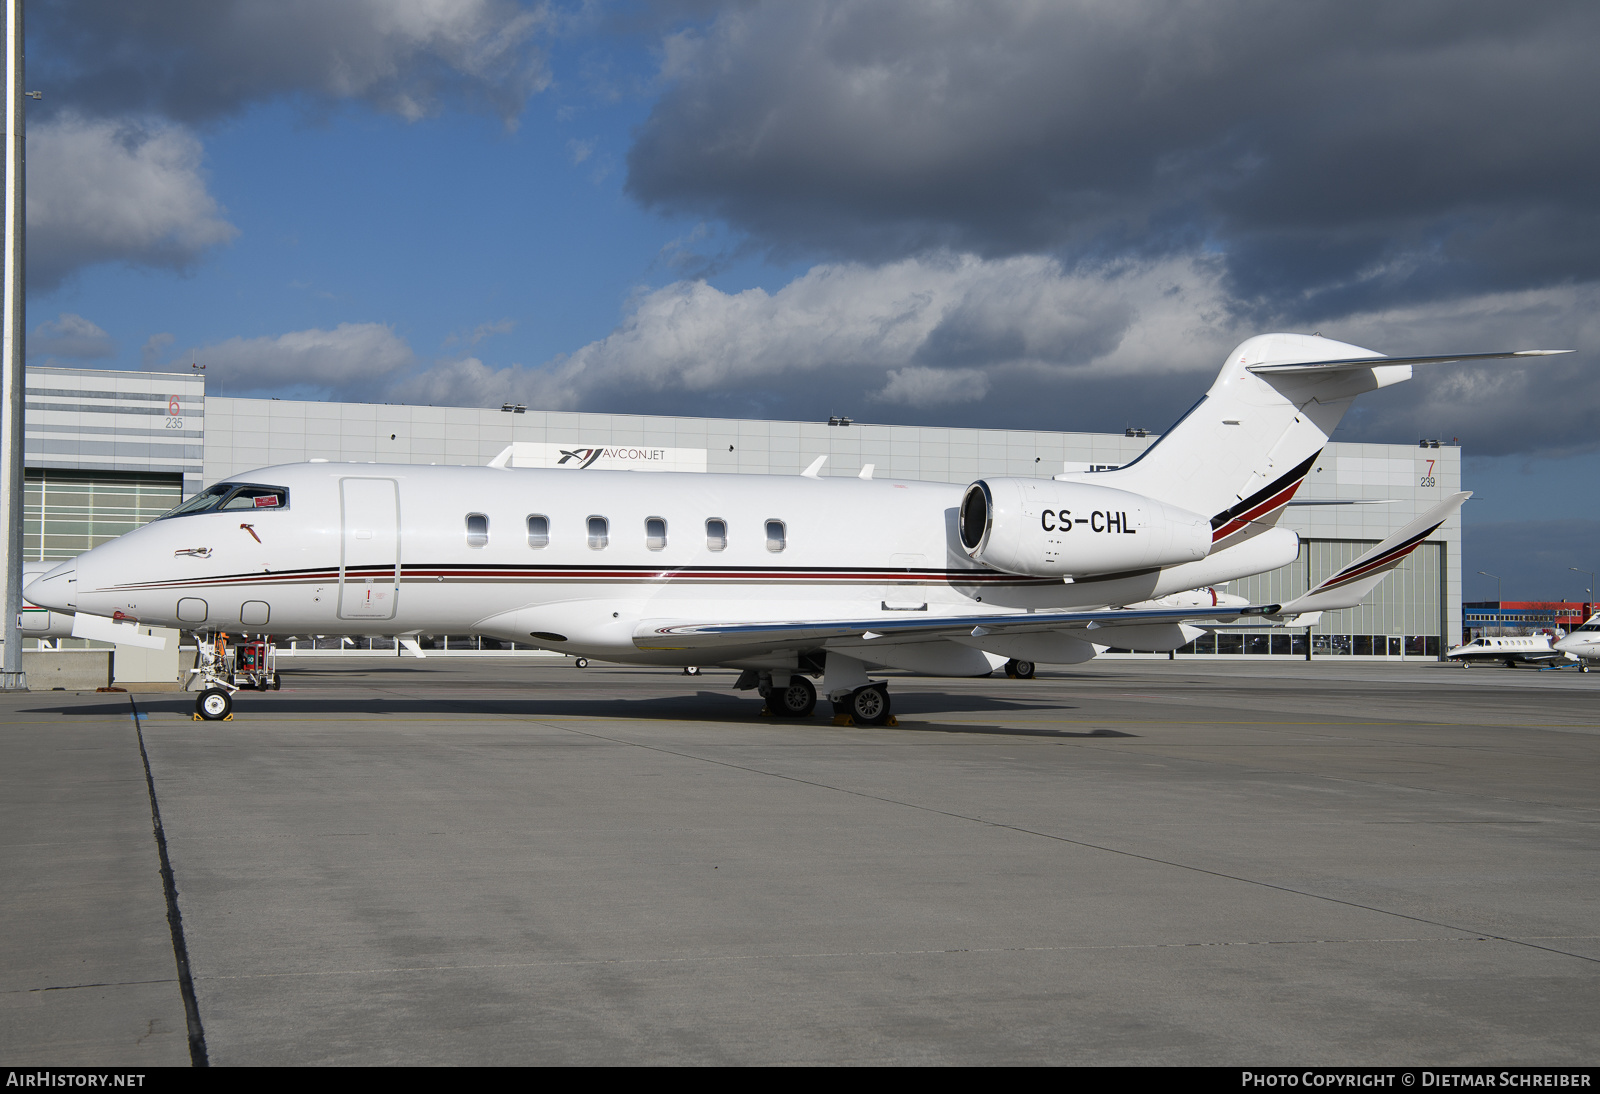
<box><xmin>1555</xmin><ymin>614</ymin><xmax>1600</xmax><ymax>662</ymax></box>
<box><xmin>1445</xmin><ymin>633</ymin><xmax>1564</xmax><ymax>666</ymax></box>
<box><xmin>25</xmin><ymin>462</ymin><xmax>1290</xmax><ymax>665</ymax></box>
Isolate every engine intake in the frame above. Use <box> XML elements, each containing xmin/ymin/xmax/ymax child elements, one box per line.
<box><xmin>959</xmin><ymin>478</ymin><xmax>1211</xmax><ymax>578</ymax></box>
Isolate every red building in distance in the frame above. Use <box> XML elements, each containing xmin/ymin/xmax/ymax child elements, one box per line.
<box><xmin>1463</xmin><ymin>601</ymin><xmax>1594</xmax><ymax>641</ymax></box>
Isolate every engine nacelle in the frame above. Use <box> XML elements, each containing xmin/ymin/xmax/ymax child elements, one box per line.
<box><xmin>959</xmin><ymin>478</ymin><xmax>1211</xmax><ymax>578</ymax></box>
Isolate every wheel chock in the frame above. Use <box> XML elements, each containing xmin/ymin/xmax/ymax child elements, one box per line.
<box><xmin>832</xmin><ymin>713</ymin><xmax>853</xmax><ymax>726</ymax></box>
<box><xmin>192</xmin><ymin>712</ymin><xmax>235</xmax><ymax>721</ymax></box>
<box><xmin>885</xmin><ymin>716</ymin><xmax>898</xmax><ymax>726</ymax></box>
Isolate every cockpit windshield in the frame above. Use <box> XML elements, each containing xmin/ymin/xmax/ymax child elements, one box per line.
<box><xmin>158</xmin><ymin>483</ymin><xmax>288</xmax><ymax>519</ymax></box>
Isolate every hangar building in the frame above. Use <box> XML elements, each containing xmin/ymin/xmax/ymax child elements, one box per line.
<box><xmin>23</xmin><ymin>364</ymin><xmax>1462</xmax><ymax>660</ymax></box>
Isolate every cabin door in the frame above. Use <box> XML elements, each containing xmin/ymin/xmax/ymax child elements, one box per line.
<box><xmin>339</xmin><ymin>477</ymin><xmax>400</xmax><ymax>621</ymax></box>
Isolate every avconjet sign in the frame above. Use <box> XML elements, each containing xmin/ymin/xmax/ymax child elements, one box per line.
<box><xmin>501</xmin><ymin>442</ymin><xmax>708</xmax><ymax>473</ymax></box>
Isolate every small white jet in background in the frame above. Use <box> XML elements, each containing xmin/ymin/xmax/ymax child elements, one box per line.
<box><xmin>1445</xmin><ymin>632</ymin><xmax>1569</xmax><ymax>669</ymax></box>
<box><xmin>26</xmin><ymin>333</ymin><xmax>1557</xmax><ymax>721</ymax></box>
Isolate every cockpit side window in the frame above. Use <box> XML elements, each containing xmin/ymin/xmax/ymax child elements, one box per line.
<box><xmin>161</xmin><ymin>484</ymin><xmax>232</xmax><ymax>518</ymax></box>
<box><xmin>159</xmin><ymin>483</ymin><xmax>289</xmax><ymax>519</ymax></box>
<box><xmin>221</xmin><ymin>486</ymin><xmax>288</xmax><ymax>511</ymax></box>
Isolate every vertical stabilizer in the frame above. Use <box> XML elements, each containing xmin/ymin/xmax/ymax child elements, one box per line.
<box><xmin>1089</xmin><ymin>334</ymin><xmax>1408</xmax><ymax>550</ymax></box>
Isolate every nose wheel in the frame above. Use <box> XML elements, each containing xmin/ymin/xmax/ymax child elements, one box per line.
<box><xmin>196</xmin><ymin>688</ymin><xmax>233</xmax><ymax>721</ymax></box>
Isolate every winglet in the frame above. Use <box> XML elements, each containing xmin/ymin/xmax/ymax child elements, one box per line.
<box><xmin>801</xmin><ymin>455</ymin><xmax>827</xmax><ymax>478</ymax></box>
<box><xmin>1275</xmin><ymin>491</ymin><xmax>1470</xmax><ymax>614</ymax></box>
<box><xmin>487</xmin><ymin>445</ymin><xmax>513</xmax><ymax>470</ymax></box>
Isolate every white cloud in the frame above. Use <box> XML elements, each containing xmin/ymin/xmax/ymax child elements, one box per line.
<box><xmin>142</xmin><ymin>332</ymin><xmax>175</xmax><ymax>367</ymax></box>
<box><xmin>27</xmin><ymin>313</ymin><xmax>114</xmax><ymax>359</ymax></box>
<box><xmin>186</xmin><ymin>323</ymin><xmax>416</xmax><ymax>397</ymax></box>
<box><xmin>876</xmin><ymin>367</ymin><xmax>990</xmax><ymax>407</ymax></box>
<box><xmin>377</xmin><ymin>249</ymin><xmax>1597</xmax><ymax>458</ymax></box>
<box><xmin>514</xmin><ymin>251</ymin><xmax>1236</xmax><ymax>410</ymax></box>
<box><xmin>28</xmin><ymin>114</ymin><xmax>238</xmax><ymax>290</ymax></box>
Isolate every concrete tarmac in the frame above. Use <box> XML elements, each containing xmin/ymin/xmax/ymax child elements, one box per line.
<box><xmin>2</xmin><ymin>657</ymin><xmax>1597</xmax><ymax>1065</ymax></box>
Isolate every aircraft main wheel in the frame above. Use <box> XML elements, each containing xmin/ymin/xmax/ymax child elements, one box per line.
<box><xmin>197</xmin><ymin>688</ymin><xmax>232</xmax><ymax>721</ymax></box>
<box><xmin>683</xmin><ymin>666</ymin><xmax>701</xmax><ymax>676</ymax></box>
<box><xmin>1504</xmin><ymin>659</ymin><xmax>1517</xmax><ymax>668</ymax></box>
<box><xmin>770</xmin><ymin>676</ymin><xmax>817</xmax><ymax>718</ymax></box>
<box><xmin>1005</xmin><ymin>658</ymin><xmax>1036</xmax><ymax>680</ymax></box>
<box><xmin>849</xmin><ymin>684</ymin><xmax>891</xmax><ymax>726</ymax></box>
<box><xmin>574</xmin><ymin>658</ymin><xmax>589</xmax><ymax>668</ymax></box>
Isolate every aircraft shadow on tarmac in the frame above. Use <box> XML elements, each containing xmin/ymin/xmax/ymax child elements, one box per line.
<box><xmin>23</xmin><ymin>688</ymin><xmax>1133</xmax><ymax>739</ymax></box>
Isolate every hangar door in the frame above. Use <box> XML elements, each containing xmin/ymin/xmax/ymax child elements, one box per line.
<box><xmin>339</xmin><ymin>478</ymin><xmax>400</xmax><ymax>621</ymax></box>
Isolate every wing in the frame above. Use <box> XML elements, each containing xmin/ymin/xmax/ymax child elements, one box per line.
<box><xmin>635</xmin><ymin>492</ymin><xmax>1469</xmax><ymax>656</ymax></box>
<box><xmin>633</xmin><ymin>602</ymin><xmax>1280</xmax><ymax>654</ymax></box>
<box><xmin>1273</xmin><ymin>491</ymin><xmax>1469</xmax><ymax>615</ymax></box>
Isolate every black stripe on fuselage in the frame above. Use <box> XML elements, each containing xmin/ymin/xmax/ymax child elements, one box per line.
<box><xmin>106</xmin><ymin>562</ymin><xmax>1061</xmax><ymax>592</ymax></box>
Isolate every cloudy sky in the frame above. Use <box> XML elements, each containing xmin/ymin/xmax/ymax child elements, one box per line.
<box><xmin>24</xmin><ymin>0</ymin><xmax>1600</xmax><ymax>600</ymax></box>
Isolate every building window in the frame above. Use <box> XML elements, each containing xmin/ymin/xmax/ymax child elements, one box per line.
<box><xmin>587</xmin><ymin>516</ymin><xmax>608</xmax><ymax>550</ymax></box>
<box><xmin>646</xmin><ymin>517</ymin><xmax>667</xmax><ymax>551</ymax></box>
<box><xmin>466</xmin><ymin>513</ymin><xmax>489</xmax><ymax>548</ymax></box>
<box><xmin>527</xmin><ymin>514</ymin><xmax>549</xmax><ymax>548</ymax></box>
<box><xmin>706</xmin><ymin>519</ymin><xmax>727</xmax><ymax>551</ymax></box>
<box><xmin>765</xmin><ymin>519</ymin><xmax>786</xmax><ymax>552</ymax></box>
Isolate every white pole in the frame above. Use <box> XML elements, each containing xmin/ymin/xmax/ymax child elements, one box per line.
<box><xmin>0</xmin><ymin>0</ymin><xmax>25</xmax><ymax>690</ymax></box>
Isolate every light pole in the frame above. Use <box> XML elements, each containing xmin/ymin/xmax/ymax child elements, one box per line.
<box><xmin>0</xmin><ymin>0</ymin><xmax>26</xmax><ymax>690</ymax></box>
<box><xmin>1477</xmin><ymin>571</ymin><xmax>1501</xmax><ymax>639</ymax></box>
<box><xmin>1571</xmin><ymin>567</ymin><xmax>1595</xmax><ymax>621</ymax></box>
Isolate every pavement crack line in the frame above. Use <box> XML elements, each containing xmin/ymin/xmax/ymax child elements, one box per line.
<box><xmin>4</xmin><ymin>977</ymin><xmax>180</xmax><ymax>995</ymax></box>
<box><xmin>197</xmin><ymin>934</ymin><xmax>1508</xmax><ymax>983</ymax></box>
<box><xmin>130</xmin><ymin>696</ymin><xmax>210</xmax><ymax>1068</ymax></box>
<box><xmin>540</xmin><ymin>720</ymin><xmax>1600</xmax><ymax>967</ymax></box>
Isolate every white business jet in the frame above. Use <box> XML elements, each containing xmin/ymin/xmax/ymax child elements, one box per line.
<box><xmin>19</xmin><ymin>560</ymin><xmax>76</xmax><ymax>642</ymax></box>
<box><xmin>1554</xmin><ymin>614</ymin><xmax>1600</xmax><ymax>671</ymax></box>
<box><xmin>1446</xmin><ymin>632</ymin><xmax>1570</xmax><ymax>669</ymax></box>
<box><xmin>25</xmin><ymin>333</ymin><xmax>1559</xmax><ymax>721</ymax></box>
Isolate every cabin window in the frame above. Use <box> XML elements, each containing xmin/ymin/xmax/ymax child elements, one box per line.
<box><xmin>466</xmin><ymin>513</ymin><xmax>489</xmax><ymax>548</ymax></box>
<box><xmin>587</xmin><ymin>516</ymin><xmax>609</xmax><ymax>550</ymax></box>
<box><xmin>765</xmin><ymin>519</ymin><xmax>786</xmax><ymax>552</ymax></box>
<box><xmin>646</xmin><ymin>517</ymin><xmax>667</xmax><ymax>551</ymax></box>
<box><xmin>705</xmin><ymin>519</ymin><xmax>727</xmax><ymax>551</ymax></box>
<box><xmin>527</xmin><ymin>514</ymin><xmax>549</xmax><ymax>548</ymax></box>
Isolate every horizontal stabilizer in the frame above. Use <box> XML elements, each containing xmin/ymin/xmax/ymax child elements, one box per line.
<box><xmin>1274</xmin><ymin>492</ymin><xmax>1469</xmax><ymax>615</ymax></box>
<box><xmin>1248</xmin><ymin>349</ymin><xmax>1568</xmax><ymax>376</ymax></box>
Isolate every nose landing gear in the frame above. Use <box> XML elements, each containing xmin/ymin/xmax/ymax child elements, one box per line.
<box><xmin>196</xmin><ymin>687</ymin><xmax>233</xmax><ymax>721</ymax></box>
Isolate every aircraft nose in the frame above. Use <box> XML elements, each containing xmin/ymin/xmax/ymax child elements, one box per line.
<box><xmin>24</xmin><ymin>559</ymin><xmax>77</xmax><ymax>612</ymax></box>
